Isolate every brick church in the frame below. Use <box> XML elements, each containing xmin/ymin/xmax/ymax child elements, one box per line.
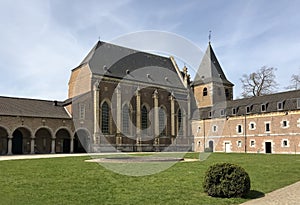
<box><xmin>0</xmin><ymin>40</ymin><xmax>300</xmax><ymax>155</ymax></box>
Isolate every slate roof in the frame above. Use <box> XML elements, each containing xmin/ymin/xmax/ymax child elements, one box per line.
<box><xmin>77</xmin><ymin>41</ymin><xmax>186</xmax><ymax>89</ymax></box>
<box><xmin>0</xmin><ymin>96</ymin><xmax>71</xmax><ymax>118</ymax></box>
<box><xmin>198</xmin><ymin>89</ymin><xmax>300</xmax><ymax>119</ymax></box>
<box><xmin>193</xmin><ymin>43</ymin><xmax>233</xmax><ymax>86</ymax></box>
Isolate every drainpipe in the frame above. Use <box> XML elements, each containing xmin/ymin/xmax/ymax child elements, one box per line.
<box><xmin>244</xmin><ymin>114</ymin><xmax>247</xmax><ymax>153</ymax></box>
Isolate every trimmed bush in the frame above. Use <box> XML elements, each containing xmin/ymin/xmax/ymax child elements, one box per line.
<box><xmin>203</xmin><ymin>163</ymin><xmax>251</xmax><ymax>198</ymax></box>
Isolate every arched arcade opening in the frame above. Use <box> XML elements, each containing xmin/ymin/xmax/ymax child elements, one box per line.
<box><xmin>12</xmin><ymin>127</ymin><xmax>31</xmax><ymax>154</ymax></box>
<box><xmin>35</xmin><ymin>128</ymin><xmax>52</xmax><ymax>154</ymax></box>
<box><xmin>55</xmin><ymin>128</ymin><xmax>71</xmax><ymax>153</ymax></box>
<box><xmin>0</xmin><ymin>126</ymin><xmax>8</xmax><ymax>155</ymax></box>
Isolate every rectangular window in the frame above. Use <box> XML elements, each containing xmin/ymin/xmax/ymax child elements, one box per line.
<box><xmin>232</xmin><ymin>108</ymin><xmax>236</xmax><ymax>115</ymax></box>
<box><xmin>282</xmin><ymin>120</ymin><xmax>287</xmax><ymax>128</ymax></box>
<box><xmin>250</xmin><ymin>140</ymin><xmax>255</xmax><ymax>147</ymax></box>
<box><xmin>297</xmin><ymin>98</ymin><xmax>300</xmax><ymax>109</ymax></box>
<box><xmin>212</xmin><ymin>125</ymin><xmax>217</xmax><ymax>132</ymax></box>
<box><xmin>265</xmin><ymin>123</ymin><xmax>271</xmax><ymax>132</ymax></box>
<box><xmin>277</xmin><ymin>101</ymin><xmax>283</xmax><ymax>110</ymax></box>
<box><xmin>237</xmin><ymin>125</ymin><xmax>242</xmax><ymax>134</ymax></box>
<box><xmin>249</xmin><ymin>122</ymin><xmax>255</xmax><ymax>130</ymax></box>
<box><xmin>208</xmin><ymin>111</ymin><xmax>212</xmax><ymax>118</ymax></box>
<box><xmin>220</xmin><ymin>109</ymin><xmax>225</xmax><ymax>116</ymax></box>
<box><xmin>246</xmin><ymin>106</ymin><xmax>251</xmax><ymax>114</ymax></box>
<box><xmin>237</xmin><ymin>140</ymin><xmax>242</xmax><ymax>147</ymax></box>
<box><xmin>261</xmin><ymin>104</ymin><xmax>267</xmax><ymax>112</ymax></box>
<box><xmin>79</xmin><ymin>104</ymin><xmax>85</xmax><ymax>120</ymax></box>
<box><xmin>281</xmin><ymin>140</ymin><xmax>289</xmax><ymax>147</ymax></box>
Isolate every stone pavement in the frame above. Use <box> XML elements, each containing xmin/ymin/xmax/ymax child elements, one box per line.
<box><xmin>240</xmin><ymin>181</ymin><xmax>300</xmax><ymax>205</ymax></box>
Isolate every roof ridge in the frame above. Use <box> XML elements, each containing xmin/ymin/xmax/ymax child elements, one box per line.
<box><xmin>0</xmin><ymin>96</ymin><xmax>63</xmax><ymax>103</ymax></box>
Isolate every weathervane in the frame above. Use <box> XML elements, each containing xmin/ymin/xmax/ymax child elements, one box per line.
<box><xmin>208</xmin><ymin>30</ymin><xmax>212</xmax><ymax>44</ymax></box>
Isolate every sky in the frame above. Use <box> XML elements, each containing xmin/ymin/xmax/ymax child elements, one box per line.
<box><xmin>0</xmin><ymin>0</ymin><xmax>300</xmax><ymax>100</ymax></box>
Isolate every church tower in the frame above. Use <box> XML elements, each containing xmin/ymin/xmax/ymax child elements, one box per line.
<box><xmin>192</xmin><ymin>42</ymin><xmax>234</xmax><ymax>108</ymax></box>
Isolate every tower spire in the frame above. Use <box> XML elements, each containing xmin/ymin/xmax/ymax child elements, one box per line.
<box><xmin>208</xmin><ymin>30</ymin><xmax>212</xmax><ymax>44</ymax></box>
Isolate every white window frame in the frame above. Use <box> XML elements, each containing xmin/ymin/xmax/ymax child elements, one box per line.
<box><xmin>281</xmin><ymin>120</ymin><xmax>289</xmax><ymax>129</ymax></box>
<box><xmin>232</xmin><ymin>108</ymin><xmax>237</xmax><ymax>115</ymax></box>
<box><xmin>212</xmin><ymin>125</ymin><xmax>218</xmax><ymax>132</ymax></box>
<box><xmin>249</xmin><ymin>122</ymin><xmax>256</xmax><ymax>130</ymax></box>
<box><xmin>250</xmin><ymin>140</ymin><xmax>255</xmax><ymax>147</ymax></box>
<box><xmin>277</xmin><ymin>101</ymin><xmax>283</xmax><ymax>111</ymax></box>
<box><xmin>281</xmin><ymin>139</ymin><xmax>289</xmax><ymax>147</ymax></box>
<box><xmin>265</xmin><ymin>122</ymin><xmax>271</xmax><ymax>133</ymax></box>
<box><xmin>236</xmin><ymin>124</ymin><xmax>243</xmax><ymax>134</ymax></box>
<box><xmin>261</xmin><ymin>103</ymin><xmax>267</xmax><ymax>112</ymax></box>
<box><xmin>237</xmin><ymin>140</ymin><xmax>242</xmax><ymax>147</ymax></box>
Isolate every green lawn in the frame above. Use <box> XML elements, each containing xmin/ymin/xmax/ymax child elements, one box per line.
<box><xmin>0</xmin><ymin>153</ymin><xmax>299</xmax><ymax>205</ymax></box>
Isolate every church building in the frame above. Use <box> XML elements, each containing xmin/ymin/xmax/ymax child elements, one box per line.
<box><xmin>0</xmin><ymin>40</ymin><xmax>300</xmax><ymax>155</ymax></box>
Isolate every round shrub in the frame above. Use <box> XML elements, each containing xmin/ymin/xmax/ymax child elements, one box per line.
<box><xmin>203</xmin><ymin>163</ymin><xmax>251</xmax><ymax>198</ymax></box>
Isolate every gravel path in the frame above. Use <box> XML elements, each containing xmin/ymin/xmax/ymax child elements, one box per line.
<box><xmin>240</xmin><ymin>181</ymin><xmax>300</xmax><ymax>205</ymax></box>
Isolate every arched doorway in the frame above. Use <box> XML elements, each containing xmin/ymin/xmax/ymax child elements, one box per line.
<box><xmin>35</xmin><ymin>128</ymin><xmax>52</xmax><ymax>154</ymax></box>
<box><xmin>74</xmin><ymin>129</ymin><xmax>89</xmax><ymax>153</ymax></box>
<box><xmin>0</xmin><ymin>127</ymin><xmax>8</xmax><ymax>155</ymax></box>
<box><xmin>55</xmin><ymin>129</ymin><xmax>71</xmax><ymax>153</ymax></box>
<box><xmin>12</xmin><ymin>127</ymin><xmax>31</xmax><ymax>154</ymax></box>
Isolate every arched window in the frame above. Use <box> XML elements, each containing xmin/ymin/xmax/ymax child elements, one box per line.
<box><xmin>177</xmin><ymin>109</ymin><xmax>183</xmax><ymax>135</ymax></box>
<box><xmin>203</xmin><ymin>87</ymin><xmax>208</xmax><ymax>96</ymax></box>
<box><xmin>101</xmin><ymin>102</ymin><xmax>110</xmax><ymax>134</ymax></box>
<box><xmin>122</xmin><ymin>104</ymin><xmax>130</xmax><ymax>134</ymax></box>
<box><xmin>141</xmin><ymin>106</ymin><xmax>148</xmax><ymax>135</ymax></box>
<box><xmin>159</xmin><ymin>107</ymin><xmax>166</xmax><ymax>136</ymax></box>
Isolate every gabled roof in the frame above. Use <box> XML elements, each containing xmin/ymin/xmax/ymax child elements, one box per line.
<box><xmin>198</xmin><ymin>89</ymin><xmax>300</xmax><ymax>119</ymax></box>
<box><xmin>77</xmin><ymin>41</ymin><xmax>186</xmax><ymax>89</ymax></box>
<box><xmin>0</xmin><ymin>96</ymin><xmax>71</xmax><ymax>119</ymax></box>
<box><xmin>193</xmin><ymin>43</ymin><xmax>233</xmax><ymax>86</ymax></box>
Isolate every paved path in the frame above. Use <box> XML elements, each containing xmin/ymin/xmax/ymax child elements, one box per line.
<box><xmin>240</xmin><ymin>181</ymin><xmax>300</xmax><ymax>205</ymax></box>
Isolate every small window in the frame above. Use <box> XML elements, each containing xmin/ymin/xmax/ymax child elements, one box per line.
<box><xmin>212</xmin><ymin>125</ymin><xmax>217</xmax><ymax>132</ymax></box>
<box><xmin>282</xmin><ymin>139</ymin><xmax>289</xmax><ymax>147</ymax></box>
<box><xmin>79</xmin><ymin>104</ymin><xmax>85</xmax><ymax>120</ymax></box>
<box><xmin>277</xmin><ymin>101</ymin><xmax>283</xmax><ymax>110</ymax></box>
<box><xmin>220</xmin><ymin>109</ymin><xmax>225</xmax><ymax>116</ymax></box>
<box><xmin>249</xmin><ymin>122</ymin><xmax>256</xmax><ymax>130</ymax></box>
<box><xmin>261</xmin><ymin>103</ymin><xmax>267</xmax><ymax>112</ymax></box>
<box><xmin>232</xmin><ymin>108</ymin><xmax>237</xmax><ymax>115</ymax></box>
<box><xmin>237</xmin><ymin>125</ymin><xmax>243</xmax><ymax>134</ymax></box>
<box><xmin>246</xmin><ymin>106</ymin><xmax>251</xmax><ymax>114</ymax></box>
<box><xmin>282</xmin><ymin>120</ymin><xmax>288</xmax><ymax>128</ymax></box>
<box><xmin>237</xmin><ymin>140</ymin><xmax>242</xmax><ymax>147</ymax></box>
<box><xmin>265</xmin><ymin>122</ymin><xmax>271</xmax><ymax>132</ymax></box>
<box><xmin>297</xmin><ymin>98</ymin><xmax>300</xmax><ymax>109</ymax></box>
<box><xmin>250</xmin><ymin>140</ymin><xmax>255</xmax><ymax>147</ymax></box>
<box><xmin>197</xmin><ymin>126</ymin><xmax>201</xmax><ymax>132</ymax></box>
<box><xmin>225</xmin><ymin>89</ymin><xmax>230</xmax><ymax>98</ymax></box>
<box><xmin>208</xmin><ymin>111</ymin><xmax>212</xmax><ymax>118</ymax></box>
<box><xmin>203</xmin><ymin>87</ymin><xmax>208</xmax><ymax>96</ymax></box>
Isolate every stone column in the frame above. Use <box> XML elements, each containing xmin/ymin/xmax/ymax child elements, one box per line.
<box><xmin>136</xmin><ymin>87</ymin><xmax>141</xmax><ymax>150</ymax></box>
<box><xmin>7</xmin><ymin>136</ymin><xmax>12</xmax><ymax>155</ymax></box>
<box><xmin>70</xmin><ymin>137</ymin><xmax>74</xmax><ymax>153</ymax></box>
<box><xmin>170</xmin><ymin>92</ymin><xmax>175</xmax><ymax>138</ymax></box>
<box><xmin>153</xmin><ymin>90</ymin><xmax>159</xmax><ymax>137</ymax></box>
<box><xmin>93</xmin><ymin>81</ymin><xmax>100</xmax><ymax>144</ymax></box>
<box><xmin>51</xmin><ymin>138</ymin><xmax>56</xmax><ymax>154</ymax></box>
<box><xmin>30</xmin><ymin>137</ymin><xmax>35</xmax><ymax>154</ymax></box>
<box><xmin>116</xmin><ymin>85</ymin><xmax>122</xmax><ymax>145</ymax></box>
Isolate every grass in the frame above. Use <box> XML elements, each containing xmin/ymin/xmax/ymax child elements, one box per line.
<box><xmin>0</xmin><ymin>153</ymin><xmax>299</xmax><ymax>205</ymax></box>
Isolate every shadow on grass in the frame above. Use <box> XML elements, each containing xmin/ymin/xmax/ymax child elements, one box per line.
<box><xmin>243</xmin><ymin>190</ymin><xmax>265</xmax><ymax>199</ymax></box>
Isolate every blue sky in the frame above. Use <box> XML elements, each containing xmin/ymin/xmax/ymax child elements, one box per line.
<box><xmin>0</xmin><ymin>0</ymin><xmax>300</xmax><ymax>100</ymax></box>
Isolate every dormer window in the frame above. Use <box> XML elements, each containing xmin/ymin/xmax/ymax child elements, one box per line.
<box><xmin>261</xmin><ymin>103</ymin><xmax>267</xmax><ymax>112</ymax></box>
<box><xmin>203</xmin><ymin>87</ymin><xmax>208</xmax><ymax>96</ymax></box>
<box><xmin>220</xmin><ymin>109</ymin><xmax>225</xmax><ymax>116</ymax></box>
<box><xmin>232</xmin><ymin>108</ymin><xmax>237</xmax><ymax>115</ymax></box>
<box><xmin>246</xmin><ymin>105</ymin><xmax>252</xmax><ymax>114</ymax></box>
<box><xmin>297</xmin><ymin>98</ymin><xmax>300</xmax><ymax>109</ymax></box>
<box><xmin>277</xmin><ymin>101</ymin><xmax>284</xmax><ymax>111</ymax></box>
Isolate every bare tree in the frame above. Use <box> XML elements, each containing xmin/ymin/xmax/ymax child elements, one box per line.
<box><xmin>285</xmin><ymin>74</ymin><xmax>300</xmax><ymax>90</ymax></box>
<box><xmin>240</xmin><ymin>66</ymin><xmax>279</xmax><ymax>97</ymax></box>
